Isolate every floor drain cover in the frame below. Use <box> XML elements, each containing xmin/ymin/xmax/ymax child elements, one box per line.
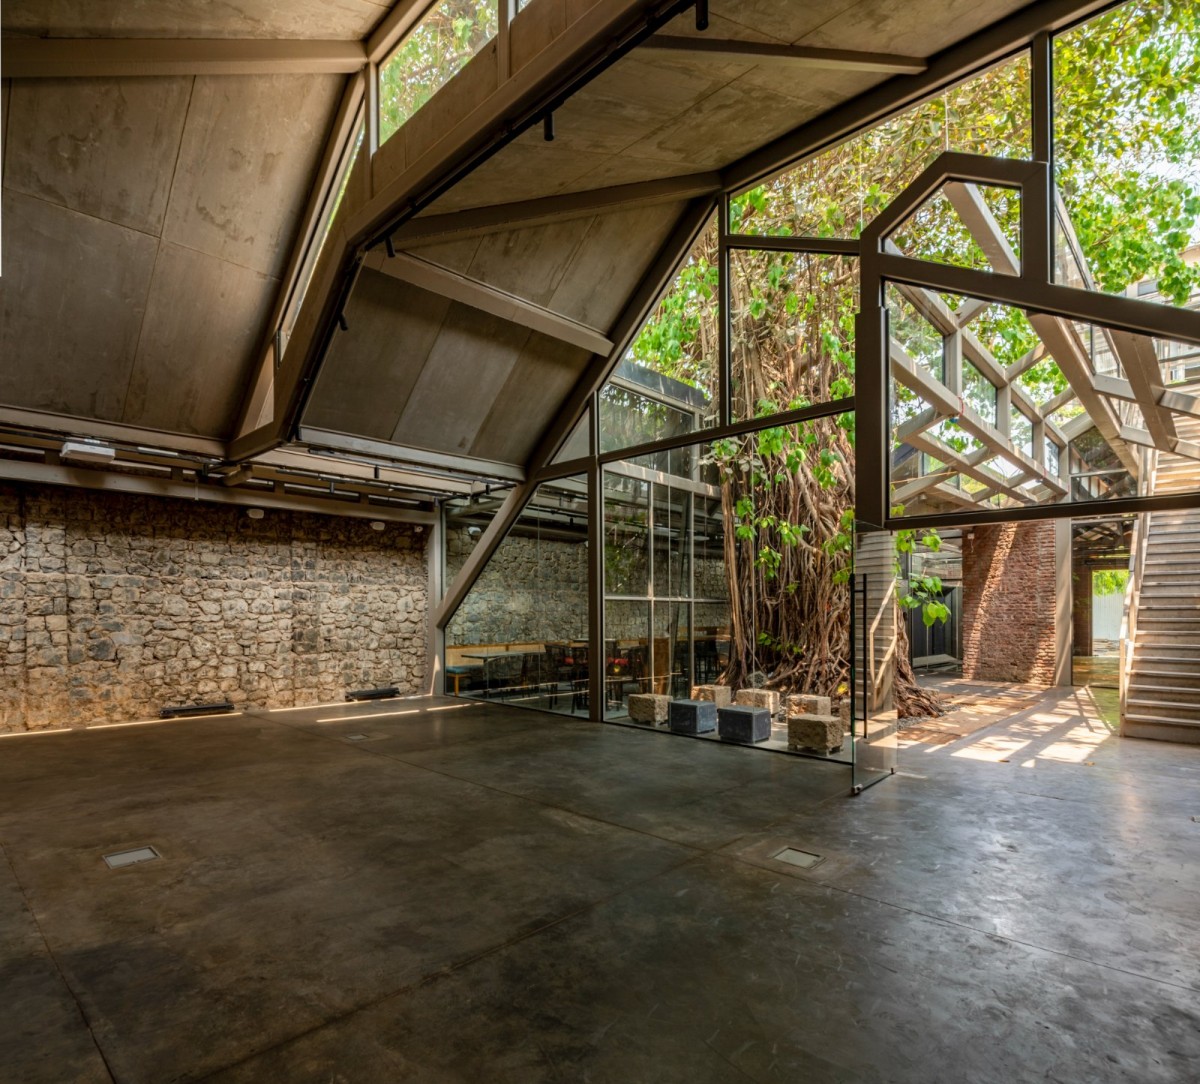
<box><xmin>771</xmin><ymin>846</ymin><xmax>824</xmax><ymax>869</ymax></box>
<box><xmin>103</xmin><ymin>846</ymin><xmax>161</xmax><ymax>869</ymax></box>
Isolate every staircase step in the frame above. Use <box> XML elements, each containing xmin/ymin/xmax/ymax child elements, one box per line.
<box><xmin>1122</xmin><ymin>715</ymin><xmax>1200</xmax><ymax>743</ymax></box>
<box><xmin>1128</xmin><ymin>683</ymin><xmax>1200</xmax><ymax>697</ymax></box>
<box><xmin>1125</xmin><ymin>698</ymin><xmax>1200</xmax><ymax>721</ymax></box>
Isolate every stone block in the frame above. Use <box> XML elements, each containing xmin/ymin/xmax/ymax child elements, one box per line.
<box><xmin>690</xmin><ymin>683</ymin><xmax>732</xmax><ymax>707</ymax></box>
<box><xmin>718</xmin><ymin>705</ymin><xmax>771</xmax><ymax>743</ymax></box>
<box><xmin>788</xmin><ymin>713</ymin><xmax>843</xmax><ymax>755</ymax></box>
<box><xmin>669</xmin><ymin>698</ymin><xmax>717</xmax><ymax>735</ymax></box>
<box><xmin>628</xmin><ymin>693</ymin><xmax>670</xmax><ymax>725</ymax></box>
<box><xmin>787</xmin><ymin>693</ymin><xmax>831</xmax><ymax>716</ymax></box>
<box><xmin>838</xmin><ymin>699</ymin><xmax>852</xmax><ymax>733</ymax></box>
<box><xmin>735</xmin><ymin>688</ymin><xmax>780</xmax><ymax>716</ymax></box>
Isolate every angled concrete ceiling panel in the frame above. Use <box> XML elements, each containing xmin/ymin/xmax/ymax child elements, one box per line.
<box><xmin>546</xmin><ymin>200</ymin><xmax>689</xmax><ymax>330</ymax></box>
<box><xmin>688</xmin><ymin>1</ymin><xmax>860</xmax><ymax>44</ymax></box>
<box><xmin>621</xmin><ymin>78</ymin><xmax>823</xmax><ymax>170</ymax></box>
<box><xmin>122</xmin><ymin>243</ymin><xmax>277</xmax><ymax>435</ymax></box>
<box><xmin>803</xmin><ymin>0</ymin><xmax>1030</xmax><ymax>54</ymax></box>
<box><xmin>390</xmin><ymin>305</ymin><xmax>534</xmax><ymax>456</ymax></box>
<box><xmin>0</xmin><ymin>191</ymin><xmax>157</xmax><ymax>421</ymax></box>
<box><xmin>302</xmin><ymin>270</ymin><xmax>453</xmax><ymax>439</ymax></box>
<box><xmin>441</xmin><ymin>217</ymin><xmax>592</xmax><ymax>310</ymax></box>
<box><xmin>469</xmin><ymin>335</ymin><xmax>593</xmax><ymax>464</ymax></box>
<box><xmin>1</xmin><ymin>0</ymin><xmax>391</xmax><ymax>39</ymax></box>
<box><xmin>162</xmin><ymin>73</ymin><xmax>343</xmax><ymax>279</ymax></box>
<box><xmin>4</xmin><ymin>76</ymin><xmax>192</xmax><ymax>236</ymax></box>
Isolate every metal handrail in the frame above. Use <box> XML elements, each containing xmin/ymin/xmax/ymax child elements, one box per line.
<box><xmin>1119</xmin><ymin>444</ymin><xmax>1157</xmax><ymax>720</ymax></box>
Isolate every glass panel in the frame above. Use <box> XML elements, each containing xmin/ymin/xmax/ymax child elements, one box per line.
<box><xmin>729</xmin><ymin>250</ymin><xmax>856</xmax><ymax>422</ymax></box>
<box><xmin>889</xmin><ymin>183</ymin><xmax>1021</xmax><ymax>275</ymax></box>
<box><xmin>732</xmin><ymin>52</ymin><xmax>1031</xmax><ymax>238</ymax></box>
<box><xmin>600</xmin><ymin>216</ymin><xmax>719</xmax><ymax>451</ymax></box>
<box><xmin>604</xmin><ymin>420</ymin><xmax>857</xmax><ymax>768</ymax></box>
<box><xmin>551</xmin><ymin>407</ymin><xmax>590</xmax><ymax>465</ymax></box>
<box><xmin>888</xmin><ymin>287</ymin><xmax>1200</xmax><ymax>517</ymax></box>
<box><xmin>652</xmin><ymin>482</ymin><xmax>691</xmax><ymax>599</ymax></box>
<box><xmin>442</xmin><ymin>484</ymin><xmax>512</xmax><ymax>602</ymax></box>
<box><xmin>604</xmin><ymin>475</ymin><xmax>649</xmax><ymax>597</ymax></box>
<box><xmin>445</xmin><ymin>476</ymin><xmax>589</xmax><ymax>715</ymax></box>
<box><xmin>604</xmin><ymin>599</ymin><xmax>650</xmax><ymax>718</ymax></box>
<box><xmin>380</xmin><ymin>0</ymin><xmax>499</xmax><ymax>144</ymax></box>
<box><xmin>653</xmin><ymin>601</ymin><xmax>691</xmax><ymax>699</ymax></box>
<box><xmin>963</xmin><ymin>361</ymin><xmax>997</xmax><ymax>426</ymax></box>
<box><xmin>1054</xmin><ymin>2</ymin><xmax>1200</xmax><ymax>309</ymax></box>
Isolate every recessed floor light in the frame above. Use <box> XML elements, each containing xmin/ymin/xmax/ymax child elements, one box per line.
<box><xmin>771</xmin><ymin>846</ymin><xmax>823</xmax><ymax>869</ymax></box>
<box><xmin>345</xmin><ymin>734</ymin><xmax>369</xmax><ymax>742</ymax></box>
<box><xmin>103</xmin><ymin>846</ymin><xmax>161</xmax><ymax>869</ymax></box>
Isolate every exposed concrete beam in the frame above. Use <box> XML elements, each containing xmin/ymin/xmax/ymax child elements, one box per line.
<box><xmin>363</xmin><ymin>250</ymin><xmax>614</xmax><ymax>356</ymax></box>
<box><xmin>0</xmin><ymin>457</ymin><xmax>436</xmax><ymax>524</ymax></box>
<box><xmin>1039</xmin><ymin>386</ymin><xmax>1078</xmax><ymax>418</ymax></box>
<box><xmin>641</xmin><ymin>36</ymin><xmax>926</xmax><ymax>74</ymax></box>
<box><xmin>891</xmin><ymin>341</ymin><xmax>1066</xmax><ymax>495</ymax></box>
<box><xmin>0</xmin><ymin>406</ymin><xmax>227</xmax><ymax>459</ymax></box>
<box><xmin>1109</xmin><ymin>330</ymin><xmax>1177</xmax><ymax>453</ymax></box>
<box><xmin>2</xmin><ymin>37</ymin><xmax>367</xmax><ymax>78</ymax></box>
<box><xmin>390</xmin><ymin>173</ymin><xmax>721</xmax><ymax>248</ymax></box>
<box><xmin>1160</xmin><ymin>388</ymin><xmax>1200</xmax><ymax>419</ymax></box>
<box><xmin>297</xmin><ymin>427</ymin><xmax>525</xmax><ymax>484</ymax></box>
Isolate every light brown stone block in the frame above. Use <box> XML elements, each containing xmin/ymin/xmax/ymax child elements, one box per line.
<box><xmin>628</xmin><ymin>693</ymin><xmax>671</xmax><ymax>725</ymax></box>
<box><xmin>788</xmin><ymin>713</ymin><xmax>843</xmax><ymax>754</ymax></box>
<box><xmin>691</xmin><ymin>684</ymin><xmax>732</xmax><ymax>707</ymax></box>
<box><xmin>735</xmin><ymin>688</ymin><xmax>780</xmax><ymax>715</ymax></box>
<box><xmin>787</xmin><ymin>693</ymin><xmax>831</xmax><ymax>716</ymax></box>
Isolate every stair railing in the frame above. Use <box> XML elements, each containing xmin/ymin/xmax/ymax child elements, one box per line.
<box><xmin>1120</xmin><ymin>445</ymin><xmax>1157</xmax><ymax>721</ymax></box>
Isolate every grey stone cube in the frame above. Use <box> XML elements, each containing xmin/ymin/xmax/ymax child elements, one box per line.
<box><xmin>628</xmin><ymin>693</ymin><xmax>670</xmax><ymax>725</ymax></box>
<box><xmin>690</xmin><ymin>683</ymin><xmax>732</xmax><ymax>707</ymax></box>
<box><xmin>788</xmin><ymin>713</ymin><xmax>843</xmax><ymax>754</ymax></box>
<box><xmin>718</xmin><ymin>704</ymin><xmax>771</xmax><ymax>743</ymax></box>
<box><xmin>669</xmin><ymin>698</ymin><xmax>717</xmax><ymax>735</ymax></box>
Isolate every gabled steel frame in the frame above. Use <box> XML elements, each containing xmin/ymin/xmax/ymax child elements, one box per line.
<box><xmin>430</xmin><ymin>0</ymin><xmax>1200</xmax><ymax>703</ymax></box>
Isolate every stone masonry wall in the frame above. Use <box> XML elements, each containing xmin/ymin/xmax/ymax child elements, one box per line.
<box><xmin>961</xmin><ymin>520</ymin><xmax>1059</xmax><ymax>685</ymax></box>
<box><xmin>0</xmin><ymin>484</ymin><xmax>428</xmax><ymax>732</ymax></box>
<box><xmin>445</xmin><ymin>528</ymin><xmax>588</xmax><ymax>645</ymax></box>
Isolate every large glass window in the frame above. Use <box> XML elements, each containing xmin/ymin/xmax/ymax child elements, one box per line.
<box><xmin>730</xmin><ymin>52</ymin><xmax>1031</xmax><ymax>239</ymax></box>
<box><xmin>445</xmin><ymin>476</ymin><xmax>589</xmax><ymax>715</ymax></box>
<box><xmin>1054</xmin><ymin>2</ymin><xmax>1200</xmax><ymax>309</ymax></box>
<box><xmin>599</xmin><ymin>217</ymin><xmax>719</xmax><ymax>451</ymax></box>
<box><xmin>729</xmin><ymin>250</ymin><xmax>856</xmax><ymax>422</ymax></box>
<box><xmin>380</xmin><ymin>1</ymin><xmax>499</xmax><ymax>145</ymax></box>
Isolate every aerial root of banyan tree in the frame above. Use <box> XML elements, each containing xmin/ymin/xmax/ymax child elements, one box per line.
<box><xmin>715</xmin><ymin>420</ymin><xmax>946</xmax><ymax>721</ymax></box>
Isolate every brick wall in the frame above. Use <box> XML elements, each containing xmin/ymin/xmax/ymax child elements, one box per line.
<box><xmin>0</xmin><ymin>484</ymin><xmax>429</xmax><ymax>732</ymax></box>
<box><xmin>961</xmin><ymin>521</ymin><xmax>1060</xmax><ymax>685</ymax></box>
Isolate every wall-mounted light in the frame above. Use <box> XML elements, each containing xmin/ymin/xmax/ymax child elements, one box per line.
<box><xmin>61</xmin><ymin>440</ymin><xmax>115</xmax><ymax>465</ymax></box>
<box><xmin>369</xmin><ymin>520</ymin><xmax>385</xmax><ymax>531</ymax></box>
<box><xmin>246</xmin><ymin>507</ymin><xmax>265</xmax><ymax>520</ymax></box>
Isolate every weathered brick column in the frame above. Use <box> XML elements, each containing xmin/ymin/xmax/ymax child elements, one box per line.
<box><xmin>962</xmin><ymin>520</ymin><xmax>1069</xmax><ymax>685</ymax></box>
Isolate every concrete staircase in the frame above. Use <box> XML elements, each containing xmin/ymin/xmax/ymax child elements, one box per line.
<box><xmin>1123</xmin><ymin>419</ymin><xmax>1200</xmax><ymax>742</ymax></box>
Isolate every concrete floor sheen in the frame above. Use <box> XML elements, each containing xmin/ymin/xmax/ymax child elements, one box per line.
<box><xmin>0</xmin><ymin>695</ymin><xmax>1197</xmax><ymax>1083</ymax></box>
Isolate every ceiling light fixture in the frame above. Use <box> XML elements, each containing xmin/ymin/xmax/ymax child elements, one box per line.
<box><xmin>60</xmin><ymin>440</ymin><xmax>116</xmax><ymax>465</ymax></box>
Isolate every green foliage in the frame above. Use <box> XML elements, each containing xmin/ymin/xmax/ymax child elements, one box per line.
<box><xmin>379</xmin><ymin>0</ymin><xmax>497</xmax><ymax>143</ymax></box>
<box><xmin>1093</xmin><ymin>568</ymin><xmax>1130</xmax><ymax>596</ymax></box>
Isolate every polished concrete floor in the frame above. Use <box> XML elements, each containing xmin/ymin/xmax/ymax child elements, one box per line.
<box><xmin>1</xmin><ymin>690</ymin><xmax>1198</xmax><ymax>1083</ymax></box>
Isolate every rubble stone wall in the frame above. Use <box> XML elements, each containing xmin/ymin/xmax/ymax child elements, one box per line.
<box><xmin>0</xmin><ymin>484</ymin><xmax>428</xmax><ymax>731</ymax></box>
